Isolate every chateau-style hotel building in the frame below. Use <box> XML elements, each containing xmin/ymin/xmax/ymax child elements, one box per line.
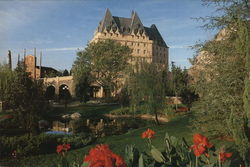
<box><xmin>91</xmin><ymin>9</ymin><xmax>169</xmax><ymax>68</ymax></box>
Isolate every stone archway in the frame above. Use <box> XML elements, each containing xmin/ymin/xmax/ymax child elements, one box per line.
<box><xmin>59</xmin><ymin>84</ymin><xmax>71</xmax><ymax>100</ymax></box>
<box><xmin>42</xmin><ymin>76</ymin><xmax>75</xmax><ymax>97</ymax></box>
<box><xmin>45</xmin><ymin>85</ymin><xmax>56</xmax><ymax>100</ymax></box>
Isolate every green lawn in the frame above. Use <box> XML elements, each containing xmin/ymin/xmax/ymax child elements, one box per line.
<box><xmin>1</xmin><ymin>114</ymin><xmax>192</xmax><ymax>166</ymax></box>
<box><xmin>0</xmin><ymin>102</ymin><xmax>237</xmax><ymax>167</ymax></box>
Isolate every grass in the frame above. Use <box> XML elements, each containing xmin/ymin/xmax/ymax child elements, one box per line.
<box><xmin>0</xmin><ymin>102</ymin><xmax>238</xmax><ymax>167</ymax></box>
<box><xmin>1</xmin><ymin>115</ymin><xmax>193</xmax><ymax>167</ymax></box>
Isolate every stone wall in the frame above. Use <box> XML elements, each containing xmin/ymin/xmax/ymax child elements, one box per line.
<box><xmin>91</xmin><ymin>31</ymin><xmax>168</xmax><ymax>67</ymax></box>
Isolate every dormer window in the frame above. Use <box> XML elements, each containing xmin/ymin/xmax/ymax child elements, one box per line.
<box><xmin>112</xmin><ymin>26</ymin><xmax>117</xmax><ymax>32</ymax></box>
<box><xmin>134</xmin><ymin>29</ymin><xmax>138</xmax><ymax>34</ymax></box>
<box><xmin>139</xmin><ymin>29</ymin><xmax>144</xmax><ymax>35</ymax></box>
<box><xmin>106</xmin><ymin>26</ymin><xmax>111</xmax><ymax>32</ymax></box>
<box><xmin>127</xmin><ymin>27</ymin><xmax>130</xmax><ymax>33</ymax></box>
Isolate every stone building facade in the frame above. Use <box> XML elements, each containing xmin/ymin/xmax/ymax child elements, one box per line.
<box><xmin>91</xmin><ymin>9</ymin><xmax>169</xmax><ymax>68</ymax></box>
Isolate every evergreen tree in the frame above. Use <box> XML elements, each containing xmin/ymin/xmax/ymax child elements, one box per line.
<box><xmin>191</xmin><ymin>0</ymin><xmax>250</xmax><ymax>164</ymax></box>
<box><xmin>3</xmin><ymin>62</ymin><xmax>47</xmax><ymax>134</ymax></box>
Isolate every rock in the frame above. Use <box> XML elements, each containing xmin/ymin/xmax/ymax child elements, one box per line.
<box><xmin>70</xmin><ymin>112</ymin><xmax>81</xmax><ymax>120</ymax></box>
<box><xmin>62</xmin><ymin>114</ymin><xmax>71</xmax><ymax>119</ymax></box>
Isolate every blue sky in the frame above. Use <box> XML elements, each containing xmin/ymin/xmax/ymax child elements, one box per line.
<box><xmin>0</xmin><ymin>0</ymin><xmax>218</xmax><ymax>71</ymax></box>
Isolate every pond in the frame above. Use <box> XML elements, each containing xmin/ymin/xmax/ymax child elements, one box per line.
<box><xmin>45</xmin><ymin>130</ymin><xmax>73</xmax><ymax>135</ymax></box>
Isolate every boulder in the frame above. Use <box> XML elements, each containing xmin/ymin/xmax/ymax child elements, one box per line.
<box><xmin>70</xmin><ymin>112</ymin><xmax>81</xmax><ymax>120</ymax></box>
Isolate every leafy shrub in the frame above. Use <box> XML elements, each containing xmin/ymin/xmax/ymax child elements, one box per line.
<box><xmin>0</xmin><ymin>115</ymin><xmax>18</xmax><ymax>129</ymax></box>
<box><xmin>123</xmin><ymin>130</ymin><xmax>233</xmax><ymax>167</ymax></box>
<box><xmin>57</xmin><ymin>133</ymin><xmax>94</xmax><ymax>149</ymax></box>
<box><xmin>0</xmin><ymin>133</ymin><xmax>94</xmax><ymax>159</ymax></box>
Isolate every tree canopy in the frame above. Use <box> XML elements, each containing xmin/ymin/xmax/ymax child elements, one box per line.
<box><xmin>128</xmin><ymin>62</ymin><xmax>165</xmax><ymax>124</ymax></box>
<box><xmin>0</xmin><ymin>62</ymin><xmax>48</xmax><ymax>134</ymax></box>
<box><xmin>190</xmin><ymin>0</ymin><xmax>250</xmax><ymax>164</ymax></box>
<box><xmin>72</xmin><ymin>39</ymin><xmax>132</xmax><ymax>100</ymax></box>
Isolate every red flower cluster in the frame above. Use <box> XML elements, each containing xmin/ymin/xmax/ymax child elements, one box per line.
<box><xmin>56</xmin><ymin>144</ymin><xmax>71</xmax><ymax>154</ymax></box>
<box><xmin>219</xmin><ymin>149</ymin><xmax>233</xmax><ymax>162</ymax></box>
<box><xmin>191</xmin><ymin>134</ymin><xmax>213</xmax><ymax>157</ymax></box>
<box><xmin>141</xmin><ymin>128</ymin><xmax>155</xmax><ymax>139</ymax></box>
<box><xmin>84</xmin><ymin>144</ymin><xmax>126</xmax><ymax>167</ymax></box>
<box><xmin>1</xmin><ymin>114</ymin><xmax>13</xmax><ymax>119</ymax></box>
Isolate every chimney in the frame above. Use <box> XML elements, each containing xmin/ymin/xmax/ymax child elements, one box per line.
<box><xmin>8</xmin><ymin>50</ymin><xmax>12</xmax><ymax>70</ymax></box>
<box><xmin>34</xmin><ymin>48</ymin><xmax>36</xmax><ymax>79</ymax></box>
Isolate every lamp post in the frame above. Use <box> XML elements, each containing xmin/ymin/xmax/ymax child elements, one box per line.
<box><xmin>62</xmin><ymin>85</ymin><xmax>69</xmax><ymax>111</ymax></box>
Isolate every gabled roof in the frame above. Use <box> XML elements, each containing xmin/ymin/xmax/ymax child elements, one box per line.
<box><xmin>97</xmin><ymin>8</ymin><xmax>167</xmax><ymax>47</ymax></box>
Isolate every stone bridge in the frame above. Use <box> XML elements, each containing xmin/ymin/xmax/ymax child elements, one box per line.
<box><xmin>42</xmin><ymin>76</ymin><xmax>75</xmax><ymax>99</ymax></box>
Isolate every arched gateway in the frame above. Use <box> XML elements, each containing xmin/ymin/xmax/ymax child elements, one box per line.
<box><xmin>42</xmin><ymin>76</ymin><xmax>75</xmax><ymax>98</ymax></box>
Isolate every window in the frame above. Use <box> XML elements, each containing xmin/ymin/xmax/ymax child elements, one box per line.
<box><xmin>137</xmin><ymin>43</ymin><xmax>139</xmax><ymax>46</ymax></box>
<box><xmin>143</xmin><ymin>50</ymin><xmax>146</xmax><ymax>54</ymax></box>
<box><xmin>137</xmin><ymin>49</ymin><xmax>140</xmax><ymax>54</ymax></box>
<box><xmin>131</xmin><ymin>42</ymin><xmax>133</xmax><ymax>46</ymax></box>
<box><xmin>144</xmin><ymin>43</ymin><xmax>146</xmax><ymax>47</ymax></box>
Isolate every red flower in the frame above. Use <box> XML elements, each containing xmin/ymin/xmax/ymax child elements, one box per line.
<box><xmin>190</xmin><ymin>144</ymin><xmax>206</xmax><ymax>157</ymax></box>
<box><xmin>219</xmin><ymin>149</ymin><xmax>233</xmax><ymax>162</ymax></box>
<box><xmin>84</xmin><ymin>144</ymin><xmax>126</xmax><ymax>167</ymax></box>
<box><xmin>56</xmin><ymin>144</ymin><xmax>71</xmax><ymax>153</ymax></box>
<box><xmin>141</xmin><ymin>128</ymin><xmax>155</xmax><ymax>139</ymax></box>
<box><xmin>193</xmin><ymin>133</ymin><xmax>213</xmax><ymax>148</ymax></box>
<box><xmin>191</xmin><ymin>134</ymin><xmax>213</xmax><ymax>157</ymax></box>
<box><xmin>3</xmin><ymin>114</ymin><xmax>13</xmax><ymax>119</ymax></box>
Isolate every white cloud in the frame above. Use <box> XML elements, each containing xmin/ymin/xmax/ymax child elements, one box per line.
<box><xmin>169</xmin><ymin>45</ymin><xmax>192</xmax><ymax>49</ymax></box>
<box><xmin>43</xmin><ymin>47</ymin><xmax>84</xmax><ymax>52</ymax></box>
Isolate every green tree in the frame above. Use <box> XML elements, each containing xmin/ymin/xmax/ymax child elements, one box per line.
<box><xmin>170</xmin><ymin>63</ymin><xmax>197</xmax><ymax>109</ymax></box>
<box><xmin>72</xmin><ymin>39</ymin><xmax>132</xmax><ymax>100</ymax></box>
<box><xmin>128</xmin><ymin>62</ymin><xmax>165</xmax><ymax>125</ymax></box>
<box><xmin>72</xmin><ymin>47</ymin><xmax>93</xmax><ymax>102</ymax></box>
<box><xmin>3</xmin><ymin>62</ymin><xmax>47</xmax><ymax>134</ymax></box>
<box><xmin>191</xmin><ymin>0</ymin><xmax>250</xmax><ymax>164</ymax></box>
<box><xmin>0</xmin><ymin>63</ymin><xmax>14</xmax><ymax>104</ymax></box>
